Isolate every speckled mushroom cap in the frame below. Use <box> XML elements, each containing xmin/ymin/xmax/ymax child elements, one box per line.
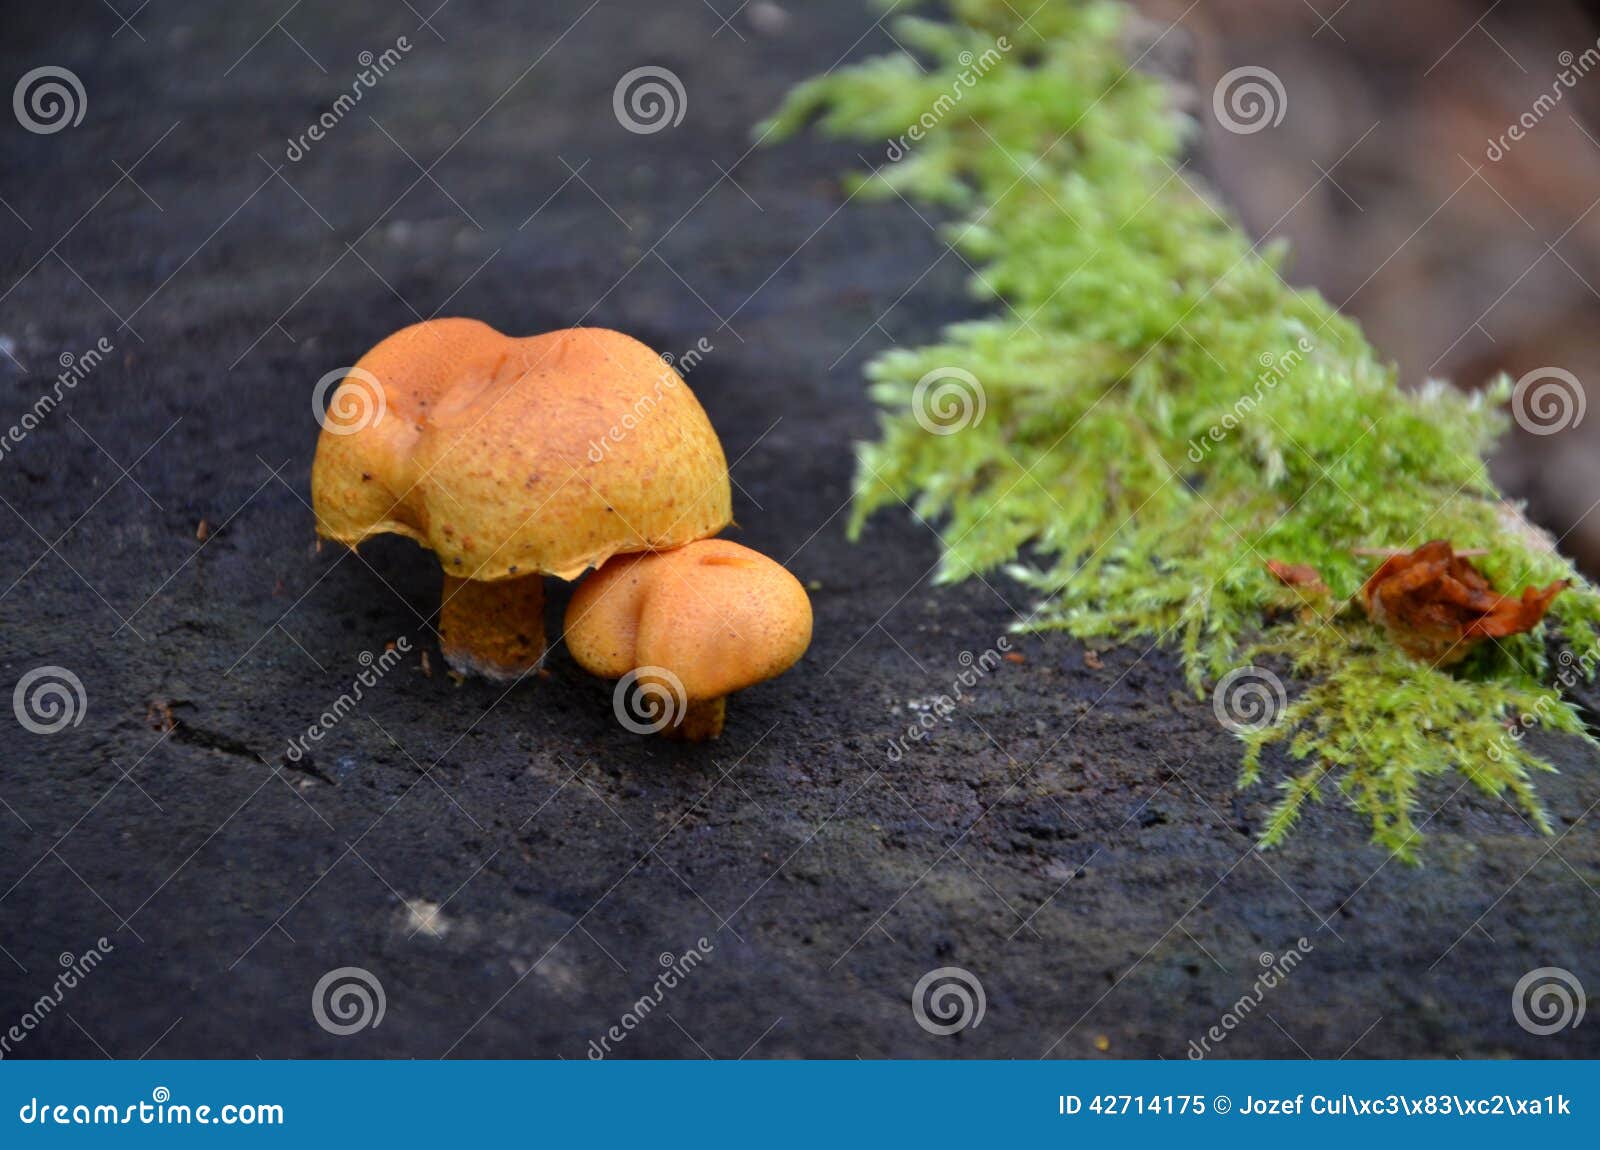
<box><xmin>564</xmin><ymin>538</ymin><xmax>813</xmax><ymax>700</ymax></box>
<box><xmin>311</xmin><ymin>319</ymin><xmax>731</xmax><ymax>581</ymax></box>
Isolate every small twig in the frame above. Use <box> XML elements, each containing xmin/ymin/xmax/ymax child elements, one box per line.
<box><xmin>1352</xmin><ymin>546</ymin><xmax>1487</xmax><ymax>559</ymax></box>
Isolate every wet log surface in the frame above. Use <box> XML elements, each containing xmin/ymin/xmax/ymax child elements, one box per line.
<box><xmin>0</xmin><ymin>0</ymin><xmax>1596</xmax><ymax>1058</ymax></box>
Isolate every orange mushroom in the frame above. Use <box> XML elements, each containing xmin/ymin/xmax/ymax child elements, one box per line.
<box><xmin>311</xmin><ymin>319</ymin><xmax>730</xmax><ymax>680</ymax></box>
<box><xmin>564</xmin><ymin>539</ymin><xmax>813</xmax><ymax>740</ymax></box>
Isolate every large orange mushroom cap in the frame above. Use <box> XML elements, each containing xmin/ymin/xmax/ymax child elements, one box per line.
<box><xmin>311</xmin><ymin>319</ymin><xmax>731</xmax><ymax>581</ymax></box>
<box><xmin>565</xmin><ymin>539</ymin><xmax>813</xmax><ymax>738</ymax></box>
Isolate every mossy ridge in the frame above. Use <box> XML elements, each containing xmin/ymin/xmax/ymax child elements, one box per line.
<box><xmin>762</xmin><ymin>0</ymin><xmax>1600</xmax><ymax>861</ymax></box>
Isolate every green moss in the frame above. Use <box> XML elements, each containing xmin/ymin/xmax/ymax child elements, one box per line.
<box><xmin>763</xmin><ymin>0</ymin><xmax>1600</xmax><ymax>860</ymax></box>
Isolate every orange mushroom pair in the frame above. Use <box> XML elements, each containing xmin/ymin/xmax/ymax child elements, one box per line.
<box><xmin>311</xmin><ymin>319</ymin><xmax>730</xmax><ymax>678</ymax></box>
<box><xmin>310</xmin><ymin>318</ymin><xmax>811</xmax><ymax>740</ymax></box>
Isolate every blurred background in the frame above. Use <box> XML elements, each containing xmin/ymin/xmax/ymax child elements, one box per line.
<box><xmin>1140</xmin><ymin>0</ymin><xmax>1600</xmax><ymax>573</ymax></box>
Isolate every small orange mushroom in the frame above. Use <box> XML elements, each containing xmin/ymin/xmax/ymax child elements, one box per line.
<box><xmin>311</xmin><ymin>319</ymin><xmax>730</xmax><ymax>680</ymax></box>
<box><xmin>564</xmin><ymin>539</ymin><xmax>813</xmax><ymax>740</ymax></box>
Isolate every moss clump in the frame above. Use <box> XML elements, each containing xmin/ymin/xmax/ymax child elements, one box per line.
<box><xmin>763</xmin><ymin>0</ymin><xmax>1600</xmax><ymax>861</ymax></box>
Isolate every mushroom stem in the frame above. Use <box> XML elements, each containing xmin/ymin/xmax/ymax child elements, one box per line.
<box><xmin>438</xmin><ymin>573</ymin><xmax>546</xmax><ymax>681</ymax></box>
<box><xmin>662</xmin><ymin>697</ymin><xmax>726</xmax><ymax>741</ymax></box>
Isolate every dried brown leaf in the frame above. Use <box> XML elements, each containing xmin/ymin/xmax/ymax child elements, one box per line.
<box><xmin>1360</xmin><ymin>540</ymin><xmax>1567</xmax><ymax>665</ymax></box>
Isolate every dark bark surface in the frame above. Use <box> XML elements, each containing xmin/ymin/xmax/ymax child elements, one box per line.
<box><xmin>0</xmin><ymin>0</ymin><xmax>1596</xmax><ymax>1059</ymax></box>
